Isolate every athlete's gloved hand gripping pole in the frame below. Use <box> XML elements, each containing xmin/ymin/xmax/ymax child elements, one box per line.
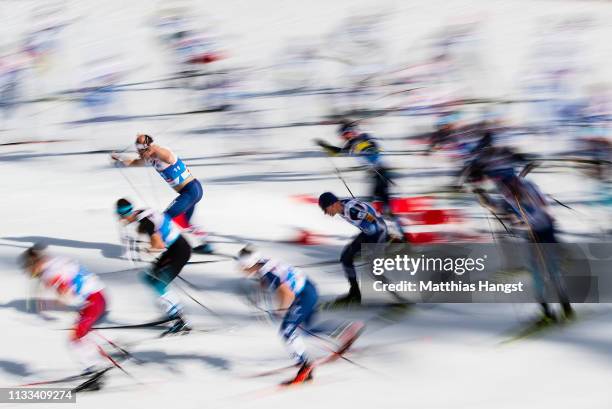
<box><xmin>109</xmin><ymin>139</ymin><xmax>140</xmax><ymax>167</ymax></box>
<box><xmin>313</xmin><ymin>139</ymin><xmax>357</xmax><ymax>199</ymax></box>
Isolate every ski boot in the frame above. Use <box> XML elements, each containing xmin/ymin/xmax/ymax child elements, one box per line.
<box><xmin>282</xmin><ymin>361</ymin><xmax>314</xmax><ymax>385</ymax></box>
<box><xmin>74</xmin><ymin>370</ymin><xmax>108</xmax><ymax>392</ymax></box>
<box><xmin>536</xmin><ymin>303</ymin><xmax>557</xmax><ymax>326</ymax></box>
<box><xmin>562</xmin><ymin>302</ymin><xmax>575</xmax><ymax>321</ymax></box>
<box><xmin>161</xmin><ymin>315</ymin><xmax>192</xmax><ymax>336</ymax></box>
<box><xmin>331</xmin><ymin>285</ymin><xmax>362</xmax><ymax>308</ymax></box>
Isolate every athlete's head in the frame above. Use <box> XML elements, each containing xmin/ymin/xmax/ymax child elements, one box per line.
<box><xmin>237</xmin><ymin>245</ymin><xmax>263</xmax><ymax>276</ymax></box>
<box><xmin>337</xmin><ymin>120</ymin><xmax>358</xmax><ymax>140</ymax></box>
<box><xmin>116</xmin><ymin>198</ymin><xmax>136</xmax><ymax>222</ymax></box>
<box><xmin>135</xmin><ymin>134</ymin><xmax>154</xmax><ymax>159</ymax></box>
<box><xmin>318</xmin><ymin>192</ymin><xmax>341</xmax><ymax>216</ymax></box>
<box><xmin>19</xmin><ymin>243</ymin><xmax>47</xmax><ymax>277</ymax></box>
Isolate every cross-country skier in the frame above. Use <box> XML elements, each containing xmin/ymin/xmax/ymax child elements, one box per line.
<box><xmin>237</xmin><ymin>246</ymin><xmax>364</xmax><ymax>385</ymax></box>
<box><xmin>474</xmin><ymin>173</ymin><xmax>574</xmax><ymax>322</ymax></box>
<box><xmin>426</xmin><ymin>111</ymin><xmax>463</xmax><ymax>155</ymax></box>
<box><xmin>318</xmin><ymin>191</ymin><xmax>388</xmax><ymax>304</ymax></box>
<box><xmin>116</xmin><ymin>198</ymin><xmax>192</xmax><ymax>335</ymax></box>
<box><xmin>19</xmin><ymin>244</ymin><xmax>112</xmax><ymax>390</ymax></box>
<box><xmin>459</xmin><ymin>141</ymin><xmax>528</xmax><ymax>187</ymax></box>
<box><xmin>315</xmin><ymin>120</ymin><xmax>405</xmax><ymax>239</ymax></box>
<box><xmin>111</xmin><ymin>133</ymin><xmax>212</xmax><ymax>254</ymax></box>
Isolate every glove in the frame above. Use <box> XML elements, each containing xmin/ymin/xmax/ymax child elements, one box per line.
<box><xmin>110</xmin><ymin>152</ymin><xmax>125</xmax><ymax>167</ymax></box>
<box><xmin>314</xmin><ymin>138</ymin><xmax>329</xmax><ymax>148</ymax></box>
<box><xmin>313</xmin><ymin>139</ymin><xmax>338</xmax><ymax>155</ymax></box>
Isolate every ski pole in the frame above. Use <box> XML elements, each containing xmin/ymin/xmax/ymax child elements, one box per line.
<box><xmin>326</xmin><ymin>156</ymin><xmax>356</xmax><ymax>198</ymax></box>
<box><xmin>94</xmin><ymin>332</ymin><xmax>146</xmax><ymax>365</ymax></box>
<box><xmin>173</xmin><ymin>280</ymin><xmax>220</xmax><ymax>317</ymax></box>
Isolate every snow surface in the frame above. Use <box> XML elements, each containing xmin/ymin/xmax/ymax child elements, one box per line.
<box><xmin>1</xmin><ymin>0</ymin><xmax>612</xmax><ymax>408</ymax></box>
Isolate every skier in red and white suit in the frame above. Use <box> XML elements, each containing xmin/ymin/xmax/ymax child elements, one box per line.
<box><xmin>20</xmin><ymin>244</ymin><xmax>110</xmax><ymax>373</ymax></box>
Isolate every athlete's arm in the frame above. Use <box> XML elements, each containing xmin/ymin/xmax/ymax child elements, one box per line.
<box><xmin>147</xmin><ymin>233</ymin><xmax>165</xmax><ymax>252</ymax></box>
<box><xmin>314</xmin><ymin>139</ymin><xmax>342</xmax><ymax>155</ymax></box>
<box><xmin>276</xmin><ymin>282</ymin><xmax>296</xmax><ymax>314</ymax></box>
<box><xmin>110</xmin><ymin>152</ymin><xmax>146</xmax><ymax>167</ymax></box>
<box><xmin>38</xmin><ymin>274</ymin><xmax>71</xmax><ymax>311</ymax></box>
<box><xmin>150</xmin><ymin>145</ymin><xmax>175</xmax><ymax>163</ymax></box>
<box><xmin>348</xmin><ymin>202</ymin><xmax>368</xmax><ymax>220</ymax></box>
<box><xmin>137</xmin><ymin>218</ymin><xmax>166</xmax><ymax>251</ymax></box>
<box><xmin>260</xmin><ymin>271</ymin><xmax>295</xmax><ymax>315</ymax></box>
<box><xmin>348</xmin><ymin>202</ymin><xmax>377</xmax><ymax>230</ymax></box>
<box><xmin>110</xmin><ymin>144</ymin><xmax>174</xmax><ymax>167</ymax></box>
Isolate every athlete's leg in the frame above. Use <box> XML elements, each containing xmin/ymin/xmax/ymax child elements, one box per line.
<box><xmin>165</xmin><ymin>236</ymin><xmax>192</xmax><ymax>281</ymax></box>
<box><xmin>71</xmin><ymin>291</ymin><xmax>107</xmax><ymax>371</ymax></box>
<box><xmin>534</xmin><ymin>225</ymin><xmax>572</xmax><ymax>317</ymax></box>
<box><xmin>372</xmin><ymin>168</ymin><xmax>405</xmax><ymax>239</ymax></box>
<box><xmin>73</xmin><ymin>292</ymin><xmax>107</xmax><ymax>340</ymax></box>
<box><xmin>279</xmin><ymin>282</ymin><xmax>318</xmax><ymax>364</ymax></box>
<box><xmin>167</xmin><ymin>181</ymin><xmax>211</xmax><ymax>252</ymax></box>
<box><xmin>165</xmin><ymin>180</ymin><xmax>203</xmax><ymax>223</ymax></box>
<box><xmin>338</xmin><ymin>232</ymin><xmax>373</xmax><ymax>303</ymax></box>
<box><xmin>141</xmin><ymin>238</ymin><xmax>190</xmax><ymax>319</ymax></box>
<box><xmin>184</xmin><ymin>180</ymin><xmax>203</xmax><ymax>223</ymax></box>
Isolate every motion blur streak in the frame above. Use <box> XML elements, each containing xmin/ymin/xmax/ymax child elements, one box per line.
<box><xmin>0</xmin><ymin>0</ymin><xmax>610</xmax><ymax>408</ymax></box>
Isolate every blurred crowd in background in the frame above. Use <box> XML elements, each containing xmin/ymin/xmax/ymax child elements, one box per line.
<box><xmin>1</xmin><ymin>0</ymin><xmax>610</xmax><ymax>237</ymax></box>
